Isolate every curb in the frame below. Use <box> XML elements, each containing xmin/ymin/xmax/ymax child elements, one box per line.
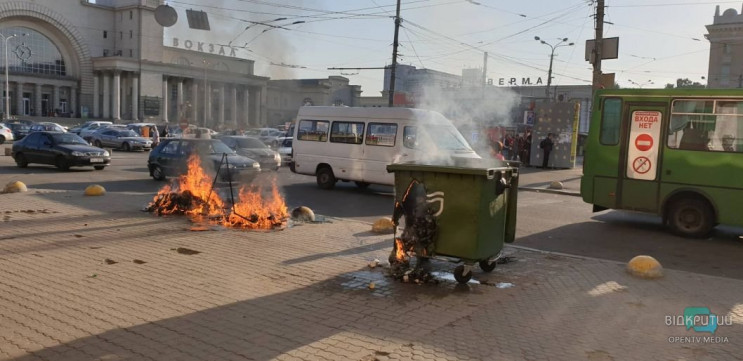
<box><xmin>518</xmin><ymin>186</ymin><xmax>581</xmax><ymax>197</ymax></box>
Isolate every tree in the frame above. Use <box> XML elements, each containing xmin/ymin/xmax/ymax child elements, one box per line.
<box><xmin>665</xmin><ymin>78</ymin><xmax>705</xmax><ymax>89</ymax></box>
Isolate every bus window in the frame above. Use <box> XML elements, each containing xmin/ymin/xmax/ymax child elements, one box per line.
<box><xmin>366</xmin><ymin>123</ymin><xmax>397</xmax><ymax>146</ymax></box>
<box><xmin>330</xmin><ymin>121</ymin><xmax>364</xmax><ymax>144</ymax></box>
<box><xmin>297</xmin><ymin>120</ymin><xmax>329</xmax><ymax>142</ymax></box>
<box><xmin>668</xmin><ymin>99</ymin><xmax>743</xmax><ymax>152</ymax></box>
<box><xmin>600</xmin><ymin>98</ymin><xmax>621</xmax><ymax>145</ymax></box>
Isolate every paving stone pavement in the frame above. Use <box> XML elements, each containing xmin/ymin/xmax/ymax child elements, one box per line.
<box><xmin>1</xmin><ymin>189</ymin><xmax>742</xmax><ymax>361</ymax></box>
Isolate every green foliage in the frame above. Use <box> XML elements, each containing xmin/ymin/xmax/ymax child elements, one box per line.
<box><xmin>665</xmin><ymin>78</ymin><xmax>705</xmax><ymax>89</ymax></box>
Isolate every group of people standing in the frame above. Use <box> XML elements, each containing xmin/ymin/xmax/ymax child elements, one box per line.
<box><xmin>487</xmin><ymin>128</ymin><xmax>555</xmax><ymax>169</ymax></box>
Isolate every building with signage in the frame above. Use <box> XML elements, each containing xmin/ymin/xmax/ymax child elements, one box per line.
<box><xmin>0</xmin><ymin>0</ymin><xmax>269</xmax><ymax>128</ymax></box>
<box><xmin>266</xmin><ymin>76</ymin><xmax>361</xmax><ymax>126</ymax></box>
<box><xmin>706</xmin><ymin>5</ymin><xmax>743</xmax><ymax>88</ymax></box>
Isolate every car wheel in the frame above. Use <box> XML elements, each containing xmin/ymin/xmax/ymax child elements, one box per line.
<box><xmin>122</xmin><ymin>142</ymin><xmax>131</xmax><ymax>152</ymax></box>
<box><xmin>316</xmin><ymin>166</ymin><xmax>336</xmax><ymax>190</ymax></box>
<box><xmin>94</xmin><ymin>140</ymin><xmax>102</xmax><ymax>147</ymax></box>
<box><xmin>0</xmin><ymin>135</ymin><xmax>5</xmax><ymax>145</ymax></box>
<box><xmin>355</xmin><ymin>181</ymin><xmax>370</xmax><ymax>189</ymax></box>
<box><xmin>151</xmin><ymin>165</ymin><xmax>166</xmax><ymax>181</ymax></box>
<box><xmin>14</xmin><ymin>153</ymin><xmax>28</xmax><ymax>168</ymax></box>
<box><xmin>667</xmin><ymin>197</ymin><xmax>715</xmax><ymax>238</ymax></box>
<box><xmin>94</xmin><ymin>166</ymin><xmax>105</xmax><ymax>170</ymax></box>
<box><xmin>55</xmin><ymin>156</ymin><xmax>70</xmax><ymax>171</ymax></box>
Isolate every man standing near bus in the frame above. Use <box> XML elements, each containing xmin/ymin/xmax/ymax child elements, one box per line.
<box><xmin>539</xmin><ymin>133</ymin><xmax>554</xmax><ymax>169</ymax></box>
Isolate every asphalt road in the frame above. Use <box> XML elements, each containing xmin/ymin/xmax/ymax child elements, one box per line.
<box><xmin>1</xmin><ymin>149</ymin><xmax>742</xmax><ymax>279</ymax></box>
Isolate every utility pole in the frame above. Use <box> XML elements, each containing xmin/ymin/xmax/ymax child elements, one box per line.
<box><xmin>592</xmin><ymin>0</ymin><xmax>605</xmax><ymax>90</ymax></box>
<box><xmin>482</xmin><ymin>52</ymin><xmax>488</xmax><ymax>98</ymax></box>
<box><xmin>388</xmin><ymin>0</ymin><xmax>401</xmax><ymax>107</ymax></box>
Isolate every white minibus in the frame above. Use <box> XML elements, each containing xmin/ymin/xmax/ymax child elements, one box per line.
<box><xmin>290</xmin><ymin>106</ymin><xmax>480</xmax><ymax>189</ymax></box>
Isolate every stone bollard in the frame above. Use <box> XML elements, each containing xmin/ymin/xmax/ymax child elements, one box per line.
<box><xmin>2</xmin><ymin>181</ymin><xmax>27</xmax><ymax>193</ymax></box>
<box><xmin>291</xmin><ymin>206</ymin><xmax>315</xmax><ymax>222</ymax></box>
<box><xmin>548</xmin><ymin>181</ymin><xmax>564</xmax><ymax>190</ymax></box>
<box><xmin>626</xmin><ymin>255</ymin><xmax>663</xmax><ymax>279</ymax></box>
<box><xmin>371</xmin><ymin>217</ymin><xmax>395</xmax><ymax>234</ymax></box>
<box><xmin>4</xmin><ymin>148</ymin><xmax>11</xmax><ymax>156</ymax></box>
<box><xmin>84</xmin><ymin>184</ymin><xmax>106</xmax><ymax>196</ymax></box>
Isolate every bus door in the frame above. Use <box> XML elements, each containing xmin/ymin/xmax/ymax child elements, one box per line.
<box><xmin>617</xmin><ymin>104</ymin><xmax>666</xmax><ymax>212</ymax></box>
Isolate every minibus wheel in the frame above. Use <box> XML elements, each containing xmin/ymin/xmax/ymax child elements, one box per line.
<box><xmin>667</xmin><ymin>197</ymin><xmax>714</xmax><ymax>238</ymax></box>
<box><xmin>316</xmin><ymin>166</ymin><xmax>336</xmax><ymax>189</ymax></box>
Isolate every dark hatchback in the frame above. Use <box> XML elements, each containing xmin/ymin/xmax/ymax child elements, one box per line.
<box><xmin>147</xmin><ymin>138</ymin><xmax>261</xmax><ymax>182</ymax></box>
<box><xmin>12</xmin><ymin>131</ymin><xmax>111</xmax><ymax>170</ymax></box>
<box><xmin>6</xmin><ymin>123</ymin><xmax>30</xmax><ymax>140</ymax></box>
<box><xmin>218</xmin><ymin>136</ymin><xmax>281</xmax><ymax>171</ymax></box>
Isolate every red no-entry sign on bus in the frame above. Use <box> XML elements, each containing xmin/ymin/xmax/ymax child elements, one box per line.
<box><xmin>635</xmin><ymin>133</ymin><xmax>653</xmax><ymax>152</ymax></box>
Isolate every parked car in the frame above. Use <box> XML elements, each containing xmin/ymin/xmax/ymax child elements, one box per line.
<box><xmin>245</xmin><ymin>127</ymin><xmax>283</xmax><ymax>148</ymax></box>
<box><xmin>147</xmin><ymin>138</ymin><xmax>260</xmax><ymax>182</ymax></box>
<box><xmin>29</xmin><ymin>122</ymin><xmax>67</xmax><ymax>133</ymax></box>
<box><xmin>89</xmin><ymin>128</ymin><xmax>153</xmax><ymax>151</ymax></box>
<box><xmin>78</xmin><ymin>121</ymin><xmax>113</xmax><ymax>138</ymax></box>
<box><xmin>11</xmin><ymin>131</ymin><xmax>111</xmax><ymax>170</ymax></box>
<box><xmin>0</xmin><ymin>123</ymin><xmax>15</xmax><ymax>144</ymax></box>
<box><xmin>277</xmin><ymin>137</ymin><xmax>293</xmax><ymax>165</ymax></box>
<box><xmin>126</xmin><ymin>123</ymin><xmax>158</xmax><ymax>137</ymax></box>
<box><xmin>4</xmin><ymin>122</ymin><xmax>29</xmax><ymax>141</ymax></box>
<box><xmin>218</xmin><ymin>136</ymin><xmax>281</xmax><ymax>171</ymax></box>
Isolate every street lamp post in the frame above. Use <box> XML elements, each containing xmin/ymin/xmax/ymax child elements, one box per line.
<box><xmin>202</xmin><ymin>59</ymin><xmax>209</xmax><ymax>128</ymax></box>
<box><xmin>0</xmin><ymin>32</ymin><xmax>24</xmax><ymax>120</ymax></box>
<box><xmin>628</xmin><ymin>79</ymin><xmax>654</xmax><ymax>88</ymax></box>
<box><xmin>534</xmin><ymin>36</ymin><xmax>574</xmax><ymax>101</ymax></box>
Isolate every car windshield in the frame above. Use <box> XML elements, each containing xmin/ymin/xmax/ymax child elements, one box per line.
<box><xmin>118</xmin><ymin>130</ymin><xmax>139</xmax><ymax>137</ymax></box>
<box><xmin>51</xmin><ymin>133</ymin><xmax>88</xmax><ymax>145</ymax></box>
<box><xmin>194</xmin><ymin>140</ymin><xmax>235</xmax><ymax>154</ymax></box>
<box><xmin>236</xmin><ymin>138</ymin><xmax>266</xmax><ymax>148</ymax></box>
<box><xmin>245</xmin><ymin>129</ymin><xmax>261</xmax><ymax>136</ymax></box>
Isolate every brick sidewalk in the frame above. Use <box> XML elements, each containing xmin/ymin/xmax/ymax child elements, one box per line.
<box><xmin>1</xmin><ymin>190</ymin><xmax>742</xmax><ymax>361</ymax></box>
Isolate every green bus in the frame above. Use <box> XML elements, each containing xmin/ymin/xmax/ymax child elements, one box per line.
<box><xmin>581</xmin><ymin>89</ymin><xmax>743</xmax><ymax>237</ymax></box>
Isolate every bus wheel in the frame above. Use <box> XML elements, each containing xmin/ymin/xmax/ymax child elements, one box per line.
<box><xmin>667</xmin><ymin>198</ymin><xmax>714</xmax><ymax>238</ymax></box>
<box><xmin>316</xmin><ymin>167</ymin><xmax>336</xmax><ymax>190</ymax></box>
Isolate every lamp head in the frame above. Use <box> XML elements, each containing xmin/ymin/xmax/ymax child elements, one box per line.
<box><xmin>534</xmin><ymin>36</ymin><xmax>540</xmax><ymax>41</ymax></box>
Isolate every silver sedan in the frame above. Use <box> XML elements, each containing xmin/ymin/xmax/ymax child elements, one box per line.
<box><xmin>89</xmin><ymin>128</ymin><xmax>153</xmax><ymax>151</ymax></box>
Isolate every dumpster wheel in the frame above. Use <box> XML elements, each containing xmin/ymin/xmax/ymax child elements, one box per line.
<box><xmin>453</xmin><ymin>265</ymin><xmax>472</xmax><ymax>284</ymax></box>
<box><xmin>478</xmin><ymin>260</ymin><xmax>496</xmax><ymax>273</ymax></box>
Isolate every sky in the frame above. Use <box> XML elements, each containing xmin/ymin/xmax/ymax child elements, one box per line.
<box><xmin>162</xmin><ymin>0</ymin><xmax>736</xmax><ymax>96</ymax></box>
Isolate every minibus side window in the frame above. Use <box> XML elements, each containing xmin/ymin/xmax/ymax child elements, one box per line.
<box><xmin>366</xmin><ymin>123</ymin><xmax>397</xmax><ymax>146</ymax></box>
<box><xmin>330</xmin><ymin>121</ymin><xmax>364</xmax><ymax>144</ymax></box>
<box><xmin>297</xmin><ymin>120</ymin><xmax>329</xmax><ymax>142</ymax></box>
<box><xmin>600</xmin><ymin>98</ymin><xmax>621</xmax><ymax>145</ymax></box>
<box><xmin>403</xmin><ymin>126</ymin><xmax>418</xmax><ymax>149</ymax></box>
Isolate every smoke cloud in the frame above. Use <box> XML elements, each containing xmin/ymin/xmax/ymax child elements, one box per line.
<box><xmin>406</xmin><ymin>84</ymin><xmax>520</xmax><ymax>166</ymax></box>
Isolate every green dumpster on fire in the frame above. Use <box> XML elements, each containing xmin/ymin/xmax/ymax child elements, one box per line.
<box><xmin>386</xmin><ymin>161</ymin><xmax>518</xmax><ymax>284</ymax></box>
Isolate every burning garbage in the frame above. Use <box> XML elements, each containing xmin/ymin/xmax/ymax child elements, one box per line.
<box><xmin>388</xmin><ymin>180</ymin><xmax>438</xmax><ymax>284</ymax></box>
<box><xmin>146</xmin><ymin>154</ymin><xmax>288</xmax><ymax>230</ymax></box>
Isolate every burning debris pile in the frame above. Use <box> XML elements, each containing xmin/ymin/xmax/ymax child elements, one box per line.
<box><xmin>388</xmin><ymin>181</ymin><xmax>439</xmax><ymax>283</ymax></box>
<box><xmin>146</xmin><ymin>154</ymin><xmax>288</xmax><ymax>230</ymax></box>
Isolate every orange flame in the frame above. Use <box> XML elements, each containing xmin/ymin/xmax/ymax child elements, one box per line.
<box><xmin>394</xmin><ymin>238</ymin><xmax>407</xmax><ymax>262</ymax></box>
<box><xmin>149</xmin><ymin>154</ymin><xmax>288</xmax><ymax>230</ymax></box>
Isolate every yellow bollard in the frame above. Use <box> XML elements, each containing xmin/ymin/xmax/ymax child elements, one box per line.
<box><xmin>627</xmin><ymin>255</ymin><xmax>663</xmax><ymax>279</ymax></box>
<box><xmin>84</xmin><ymin>184</ymin><xmax>106</xmax><ymax>196</ymax></box>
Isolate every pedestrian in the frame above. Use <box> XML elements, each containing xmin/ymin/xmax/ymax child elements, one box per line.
<box><xmin>521</xmin><ymin>131</ymin><xmax>532</xmax><ymax>166</ymax></box>
<box><xmin>539</xmin><ymin>133</ymin><xmax>554</xmax><ymax>169</ymax></box>
<box><xmin>161</xmin><ymin>126</ymin><xmax>168</xmax><ymax>138</ymax></box>
<box><xmin>490</xmin><ymin>141</ymin><xmax>505</xmax><ymax>161</ymax></box>
<box><xmin>151</xmin><ymin>125</ymin><xmax>160</xmax><ymax>148</ymax></box>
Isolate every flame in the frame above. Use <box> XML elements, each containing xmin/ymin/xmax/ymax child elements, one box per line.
<box><xmin>149</xmin><ymin>154</ymin><xmax>288</xmax><ymax>230</ymax></box>
<box><xmin>394</xmin><ymin>238</ymin><xmax>407</xmax><ymax>261</ymax></box>
<box><xmin>226</xmin><ymin>180</ymin><xmax>288</xmax><ymax>229</ymax></box>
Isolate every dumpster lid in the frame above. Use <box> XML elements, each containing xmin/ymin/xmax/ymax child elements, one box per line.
<box><xmin>387</xmin><ymin>161</ymin><xmax>514</xmax><ymax>179</ymax></box>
